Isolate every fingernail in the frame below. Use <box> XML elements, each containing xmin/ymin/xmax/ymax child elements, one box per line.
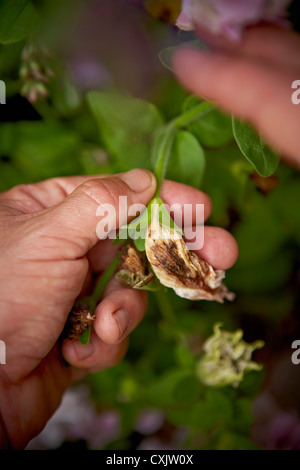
<box><xmin>112</xmin><ymin>309</ymin><xmax>129</xmax><ymax>338</ymax></box>
<box><xmin>73</xmin><ymin>337</ymin><xmax>95</xmax><ymax>361</ymax></box>
<box><xmin>120</xmin><ymin>169</ymin><xmax>156</xmax><ymax>193</ymax></box>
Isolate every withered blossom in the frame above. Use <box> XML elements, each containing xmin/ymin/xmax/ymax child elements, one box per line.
<box><xmin>19</xmin><ymin>41</ymin><xmax>55</xmax><ymax>103</ymax></box>
<box><xmin>115</xmin><ymin>242</ymin><xmax>155</xmax><ymax>289</ymax></box>
<box><xmin>62</xmin><ymin>304</ymin><xmax>95</xmax><ymax>340</ymax></box>
<box><xmin>197</xmin><ymin>323</ymin><xmax>264</xmax><ymax>387</ymax></box>
<box><xmin>144</xmin><ymin>203</ymin><xmax>234</xmax><ymax>303</ymax></box>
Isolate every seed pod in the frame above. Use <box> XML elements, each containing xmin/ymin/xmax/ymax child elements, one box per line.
<box><xmin>145</xmin><ymin>203</ymin><xmax>234</xmax><ymax>303</ymax></box>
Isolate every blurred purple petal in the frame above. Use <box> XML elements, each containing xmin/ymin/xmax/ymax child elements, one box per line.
<box><xmin>135</xmin><ymin>409</ymin><xmax>165</xmax><ymax>435</ymax></box>
<box><xmin>176</xmin><ymin>0</ymin><xmax>291</xmax><ymax>41</ymax></box>
<box><xmin>64</xmin><ymin>0</ymin><xmax>165</xmax><ymax>96</ymax></box>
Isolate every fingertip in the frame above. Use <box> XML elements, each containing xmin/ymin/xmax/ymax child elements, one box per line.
<box><xmin>119</xmin><ymin>169</ymin><xmax>157</xmax><ymax>194</ymax></box>
<box><xmin>161</xmin><ymin>180</ymin><xmax>213</xmax><ymax>223</ymax></box>
<box><xmin>94</xmin><ymin>287</ymin><xmax>148</xmax><ymax>345</ymax></box>
<box><xmin>61</xmin><ymin>335</ymin><xmax>96</xmax><ymax>367</ymax></box>
<box><xmin>94</xmin><ymin>301</ymin><xmax>127</xmax><ymax>344</ymax></box>
<box><xmin>172</xmin><ymin>47</ymin><xmax>211</xmax><ymax>88</ymax></box>
<box><xmin>61</xmin><ymin>332</ymin><xmax>129</xmax><ymax>370</ymax></box>
<box><xmin>195</xmin><ymin>226</ymin><xmax>239</xmax><ymax>270</ymax></box>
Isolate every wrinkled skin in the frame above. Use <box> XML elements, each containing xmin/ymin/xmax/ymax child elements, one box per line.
<box><xmin>0</xmin><ymin>169</ymin><xmax>238</xmax><ymax>448</ymax></box>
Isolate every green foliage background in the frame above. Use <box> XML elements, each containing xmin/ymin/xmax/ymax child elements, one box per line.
<box><xmin>1</xmin><ymin>0</ymin><xmax>300</xmax><ymax>450</ymax></box>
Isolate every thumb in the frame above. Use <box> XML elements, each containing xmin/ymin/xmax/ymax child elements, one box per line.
<box><xmin>30</xmin><ymin>169</ymin><xmax>156</xmax><ymax>259</ymax></box>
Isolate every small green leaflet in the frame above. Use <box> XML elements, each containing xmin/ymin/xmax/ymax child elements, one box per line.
<box><xmin>113</xmin><ymin>205</ymin><xmax>151</xmax><ymax>249</ymax></box>
<box><xmin>232</xmin><ymin>118</ymin><xmax>280</xmax><ymax>177</ymax></box>
<box><xmin>155</xmin><ymin>197</ymin><xmax>183</xmax><ymax>235</ymax></box>
<box><xmin>113</xmin><ymin>198</ymin><xmax>183</xmax><ymax>252</ymax></box>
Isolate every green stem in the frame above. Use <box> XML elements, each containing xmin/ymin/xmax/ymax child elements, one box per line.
<box><xmin>154</xmin><ymin>123</ymin><xmax>177</xmax><ymax>198</ymax></box>
<box><xmin>154</xmin><ymin>288</ymin><xmax>178</xmax><ymax>327</ymax></box>
<box><xmin>91</xmin><ymin>256</ymin><xmax>119</xmax><ymax>309</ymax></box>
<box><xmin>174</xmin><ymin>101</ymin><xmax>216</xmax><ymax>128</ymax></box>
<box><xmin>78</xmin><ymin>256</ymin><xmax>119</xmax><ymax>345</ymax></box>
<box><xmin>153</xmin><ymin>101</ymin><xmax>216</xmax><ymax>198</ymax></box>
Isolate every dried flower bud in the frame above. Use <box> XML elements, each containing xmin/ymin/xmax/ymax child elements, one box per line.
<box><xmin>145</xmin><ymin>203</ymin><xmax>234</xmax><ymax>303</ymax></box>
<box><xmin>197</xmin><ymin>323</ymin><xmax>264</xmax><ymax>387</ymax></box>
<box><xmin>115</xmin><ymin>242</ymin><xmax>155</xmax><ymax>289</ymax></box>
<box><xmin>62</xmin><ymin>304</ymin><xmax>95</xmax><ymax>340</ymax></box>
<box><xmin>19</xmin><ymin>40</ymin><xmax>55</xmax><ymax>104</ymax></box>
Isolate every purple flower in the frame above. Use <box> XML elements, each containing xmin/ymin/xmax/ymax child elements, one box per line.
<box><xmin>176</xmin><ymin>0</ymin><xmax>291</xmax><ymax>41</ymax></box>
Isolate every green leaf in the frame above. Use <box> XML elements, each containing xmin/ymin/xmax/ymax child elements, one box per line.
<box><xmin>114</xmin><ymin>206</ymin><xmax>151</xmax><ymax>249</ymax></box>
<box><xmin>168</xmin><ymin>389</ymin><xmax>233</xmax><ymax>431</ymax></box>
<box><xmin>0</xmin><ymin>0</ymin><xmax>39</xmax><ymax>44</ymax></box>
<box><xmin>134</xmin><ymin>237</ymin><xmax>146</xmax><ymax>252</ymax></box>
<box><xmin>173</xmin><ymin>375</ymin><xmax>202</xmax><ymax>402</ymax></box>
<box><xmin>167</xmin><ymin>130</ymin><xmax>205</xmax><ymax>188</ymax></box>
<box><xmin>215</xmin><ymin>430</ymin><xmax>258</xmax><ymax>450</ymax></box>
<box><xmin>232</xmin><ymin>118</ymin><xmax>280</xmax><ymax>177</ymax></box>
<box><xmin>14</xmin><ymin>121</ymin><xmax>82</xmax><ymax>179</ymax></box>
<box><xmin>146</xmin><ymin>369</ymin><xmax>192</xmax><ymax>407</ymax></box>
<box><xmin>87</xmin><ymin>91</ymin><xmax>164</xmax><ymax>170</ymax></box>
<box><xmin>0</xmin><ymin>121</ymin><xmax>82</xmax><ymax>182</ymax></box>
<box><xmin>174</xmin><ymin>342</ymin><xmax>197</xmax><ymax>369</ymax></box>
<box><xmin>182</xmin><ymin>96</ymin><xmax>233</xmax><ymax>148</ymax></box>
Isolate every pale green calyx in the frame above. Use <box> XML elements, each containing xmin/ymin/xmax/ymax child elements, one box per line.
<box><xmin>197</xmin><ymin>323</ymin><xmax>264</xmax><ymax>388</ymax></box>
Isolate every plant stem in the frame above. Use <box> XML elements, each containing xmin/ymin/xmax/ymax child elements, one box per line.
<box><xmin>174</xmin><ymin>101</ymin><xmax>216</xmax><ymax>128</ymax></box>
<box><xmin>154</xmin><ymin>288</ymin><xmax>178</xmax><ymax>327</ymax></box>
<box><xmin>91</xmin><ymin>256</ymin><xmax>119</xmax><ymax>309</ymax></box>
<box><xmin>153</xmin><ymin>101</ymin><xmax>216</xmax><ymax>198</ymax></box>
<box><xmin>154</xmin><ymin>123</ymin><xmax>177</xmax><ymax>197</ymax></box>
<box><xmin>78</xmin><ymin>256</ymin><xmax>119</xmax><ymax>345</ymax></box>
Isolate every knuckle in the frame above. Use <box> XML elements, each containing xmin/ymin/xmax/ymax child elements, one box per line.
<box><xmin>79</xmin><ymin>177</ymin><xmax>130</xmax><ymax>208</ymax></box>
<box><xmin>3</xmin><ymin>184</ymin><xmax>44</xmax><ymax>213</ymax></box>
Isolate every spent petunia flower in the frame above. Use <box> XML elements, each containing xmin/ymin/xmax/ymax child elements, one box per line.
<box><xmin>144</xmin><ymin>202</ymin><xmax>234</xmax><ymax>302</ymax></box>
<box><xmin>175</xmin><ymin>0</ymin><xmax>291</xmax><ymax>41</ymax></box>
<box><xmin>197</xmin><ymin>323</ymin><xmax>264</xmax><ymax>387</ymax></box>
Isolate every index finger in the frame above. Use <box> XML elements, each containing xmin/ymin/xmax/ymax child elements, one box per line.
<box><xmin>173</xmin><ymin>48</ymin><xmax>300</xmax><ymax>166</ymax></box>
<box><xmin>201</xmin><ymin>25</ymin><xmax>300</xmax><ymax>71</ymax></box>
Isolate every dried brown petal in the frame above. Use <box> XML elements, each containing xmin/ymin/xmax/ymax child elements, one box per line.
<box><xmin>145</xmin><ymin>209</ymin><xmax>234</xmax><ymax>303</ymax></box>
<box><xmin>62</xmin><ymin>304</ymin><xmax>95</xmax><ymax>340</ymax></box>
<box><xmin>115</xmin><ymin>242</ymin><xmax>155</xmax><ymax>288</ymax></box>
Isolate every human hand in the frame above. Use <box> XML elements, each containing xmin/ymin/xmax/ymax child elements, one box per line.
<box><xmin>0</xmin><ymin>169</ymin><xmax>238</xmax><ymax>448</ymax></box>
<box><xmin>173</xmin><ymin>25</ymin><xmax>300</xmax><ymax>167</ymax></box>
